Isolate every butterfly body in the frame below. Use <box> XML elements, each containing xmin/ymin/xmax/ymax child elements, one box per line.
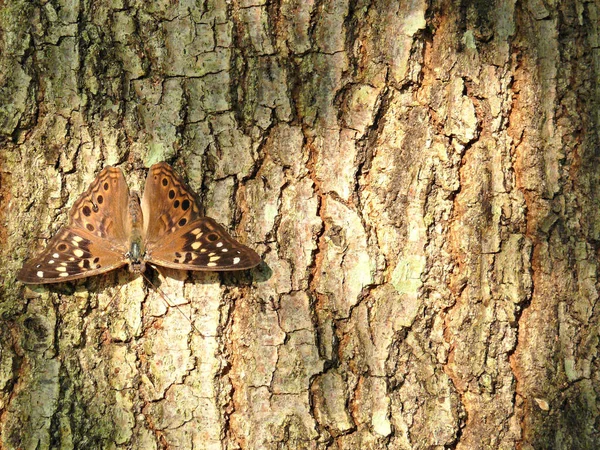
<box><xmin>127</xmin><ymin>240</ymin><xmax>146</xmax><ymax>273</ymax></box>
<box><xmin>18</xmin><ymin>163</ymin><xmax>261</xmax><ymax>284</ymax></box>
<box><xmin>126</xmin><ymin>190</ymin><xmax>146</xmax><ymax>273</ymax></box>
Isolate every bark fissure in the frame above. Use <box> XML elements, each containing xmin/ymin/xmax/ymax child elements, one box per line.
<box><xmin>2</xmin><ymin>0</ymin><xmax>599</xmax><ymax>448</ymax></box>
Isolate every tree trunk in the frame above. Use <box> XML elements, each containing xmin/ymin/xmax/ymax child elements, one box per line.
<box><xmin>1</xmin><ymin>0</ymin><xmax>598</xmax><ymax>449</ymax></box>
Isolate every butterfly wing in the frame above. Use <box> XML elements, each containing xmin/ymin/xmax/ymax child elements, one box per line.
<box><xmin>141</xmin><ymin>162</ymin><xmax>203</xmax><ymax>246</ymax></box>
<box><xmin>18</xmin><ymin>167</ymin><xmax>130</xmax><ymax>284</ymax></box>
<box><xmin>17</xmin><ymin>228</ymin><xmax>129</xmax><ymax>284</ymax></box>
<box><xmin>147</xmin><ymin>217</ymin><xmax>262</xmax><ymax>271</ymax></box>
<box><xmin>141</xmin><ymin>163</ymin><xmax>261</xmax><ymax>271</ymax></box>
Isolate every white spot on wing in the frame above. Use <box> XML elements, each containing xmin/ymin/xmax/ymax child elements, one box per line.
<box><xmin>73</xmin><ymin>249</ymin><xmax>84</xmax><ymax>257</ymax></box>
<box><xmin>207</xmin><ymin>262</ymin><xmax>217</xmax><ymax>267</ymax></box>
<box><xmin>53</xmin><ymin>253</ymin><xmax>59</xmax><ymax>258</ymax></box>
<box><xmin>233</xmin><ymin>257</ymin><xmax>240</xmax><ymax>265</ymax></box>
<box><xmin>57</xmin><ymin>266</ymin><xmax>67</xmax><ymax>272</ymax></box>
<box><xmin>191</xmin><ymin>242</ymin><xmax>201</xmax><ymax>250</ymax></box>
<box><xmin>59</xmin><ymin>272</ymin><xmax>69</xmax><ymax>277</ymax></box>
<box><xmin>73</xmin><ymin>236</ymin><xmax>83</xmax><ymax>242</ymax></box>
<box><xmin>48</xmin><ymin>260</ymin><xmax>55</xmax><ymax>264</ymax></box>
<box><xmin>37</xmin><ymin>271</ymin><xmax>44</xmax><ymax>278</ymax></box>
<box><xmin>216</xmin><ymin>242</ymin><xmax>223</xmax><ymax>248</ymax></box>
<box><xmin>209</xmin><ymin>256</ymin><xmax>220</xmax><ymax>262</ymax></box>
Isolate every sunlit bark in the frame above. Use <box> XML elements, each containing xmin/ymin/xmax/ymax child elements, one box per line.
<box><xmin>1</xmin><ymin>0</ymin><xmax>598</xmax><ymax>448</ymax></box>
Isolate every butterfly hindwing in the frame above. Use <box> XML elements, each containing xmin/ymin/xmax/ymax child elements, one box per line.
<box><xmin>141</xmin><ymin>163</ymin><xmax>202</xmax><ymax>247</ymax></box>
<box><xmin>69</xmin><ymin>166</ymin><xmax>131</xmax><ymax>243</ymax></box>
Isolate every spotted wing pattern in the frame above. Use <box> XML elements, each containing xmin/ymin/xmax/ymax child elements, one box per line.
<box><xmin>142</xmin><ymin>163</ymin><xmax>261</xmax><ymax>271</ymax></box>
<box><xmin>18</xmin><ymin>163</ymin><xmax>261</xmax><ymax>284</ymax></box>
<box><xmin>17</xmin><ymin>228</ymin><xmax>128</xmax><ymax>284</ymax></box>
<box><xmin>17</xmin><ymin>167</ymin><xmax>130</xmax><ymax>284</ymax></box>
<box><xmin>141</xmin><ymin>162</ymin><xmax>202</xmax><ymax>247</ymax></box>
<box><xmin>147</xmin><ymin>217</ymin><xmax>262</xmax><ymax>271</ymax></box>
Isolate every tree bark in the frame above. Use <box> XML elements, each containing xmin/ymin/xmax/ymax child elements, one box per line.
<box><xmin>1</xmin><ymin>0</ymin><xmax>599</xmax><ymax>449</ymax></box>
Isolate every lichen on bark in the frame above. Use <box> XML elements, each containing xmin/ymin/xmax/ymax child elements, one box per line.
<box><xmin>1</xmin><ymin>0</ymin><xmax>599</xmax><ymax>449</ymax></box>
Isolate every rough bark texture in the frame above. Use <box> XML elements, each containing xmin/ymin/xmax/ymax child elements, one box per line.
<box><xmin>1</xmin><ymin>0</ymin><xmax>599</xmax><ymax>449</ymax></box>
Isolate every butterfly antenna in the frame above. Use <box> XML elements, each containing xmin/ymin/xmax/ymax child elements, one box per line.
<box><xmin>104</xmin><ymin>283</ymin><xmax>124</xmax><ymax>312</ymax></box>
<box><xmin>95</xmin><ymin>282</ymin><xmax>123</xmax><ymax>323</ymax></box>
<box><xmin>140</xmin><ymin>271</ymin><xmax>206</xmax><ymax>338</ymax></box>
<box><xmin>97</xmin><ymin>282</ymin><xmax>130</xmax><ymax>340</ymax></box>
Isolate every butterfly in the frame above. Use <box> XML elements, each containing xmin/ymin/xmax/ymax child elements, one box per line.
<box><xmin>17</xmin><ymin>162</ymin><xmax>261</xmax><ymax>284</ymax></box>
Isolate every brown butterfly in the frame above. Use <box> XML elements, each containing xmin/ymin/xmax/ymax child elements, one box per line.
<box><xmin>18</xmin><ymin>162</ymin><xmax>261</xmax><ymax>284</ymax></box>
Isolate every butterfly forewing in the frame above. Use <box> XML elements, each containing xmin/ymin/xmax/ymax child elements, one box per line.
<box><xmin>17</xmin><ymin>167</ymin><xmax>130</xmax><ymax>284</ymax></box>
<box><xmin>17</xmin><ymin>228</ymin><xmax>128</xmax><ymax>283</ymax></box>
<box><xmin>147</xmin><ymin>217</ymin><xmax>262</xmax><ymax>271</ymax></box>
